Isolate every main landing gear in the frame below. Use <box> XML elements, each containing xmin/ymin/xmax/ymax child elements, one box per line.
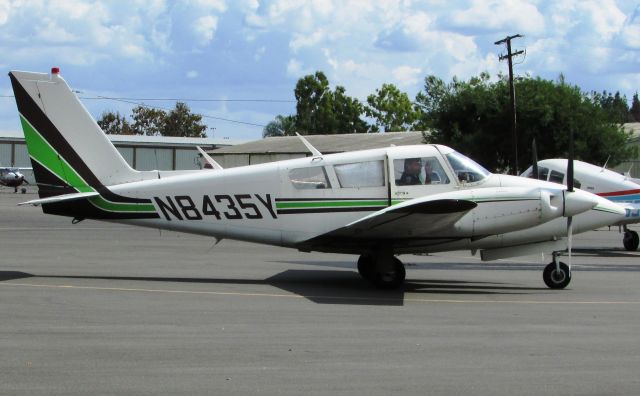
<box><xmin>357</xmin><ymin>251</ymin><xmax>406</xmax><ymax>289</ymax></box>
<box><xmin>543</xmin><ymin>252</ymin><xmax>571</xmax><ymax>289</ymax></box>
<box><xmin>623</xmin><ymin>226</ymin><xmax>639</xmax><ymax>251</ymax></box>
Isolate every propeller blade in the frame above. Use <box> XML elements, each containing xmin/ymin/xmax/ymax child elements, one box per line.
<box><xmin>567</xmin><ymin>129</ymin><xmax>574</xmax><ymax>192</ymax></box>
<box><xmin>531</xmin><ymin>138</ymin><xmax>539</xmax><ymax>179</ymax></box>
<box><xmin>567</xmin><ymin>216</ymin><xmax>573</xmax><ymax>270</ymax></box>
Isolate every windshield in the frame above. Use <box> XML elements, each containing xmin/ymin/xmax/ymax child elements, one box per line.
<box><xmin>445</xmin><ymin>151</ymin><xmax>491</xmax><ymax>183</ymax></box>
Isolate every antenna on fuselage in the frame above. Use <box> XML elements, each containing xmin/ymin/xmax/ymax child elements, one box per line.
<box><xmin>296</xmin><ymin>133</ymin><xmax>322</xmax><ymax>157</ymax></box>
<box><xmin>196</xmin><ymin>146</ymin><xmax>223</xmax><ymax>170</ymax></box>
<box><xmin>600</xmin><ymin>155</ymin><xmax>610</xmax><ymax>172</ymax></box>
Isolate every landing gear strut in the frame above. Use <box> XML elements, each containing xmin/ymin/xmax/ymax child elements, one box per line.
<box><xmin>543</xmin><ymin>252</ymin><xmax>571</xmax><ymax>289</ymax></box>
<box><xmin>623</xmin><ymin>226</ymin><xmax>639</xmax><ymax>251</ymax></box>
<box><xmin>357</xmin><ymin>251</ymin><xmax>405</xmax><ymax>289</ymax></box>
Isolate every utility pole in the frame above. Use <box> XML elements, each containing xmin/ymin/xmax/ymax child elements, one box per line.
<box><xmin>495</xmin><ymin>34</ymin><xmax>524</xmax><ymax>175</ymax></box>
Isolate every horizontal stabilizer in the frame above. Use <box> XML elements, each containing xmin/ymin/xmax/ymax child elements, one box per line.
<box><xmin>18</xmin><ymin>191</ymin><xmax>99</xmax><ymax>206</ymax></box>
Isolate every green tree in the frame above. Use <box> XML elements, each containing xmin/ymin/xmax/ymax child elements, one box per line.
<box><xmin>366</xmin><ymin>83</ymin><xmax>421</xmax><ymax>132</ymax></box>
<box><xmin>97</xmin><ymin>111</ymin><xmax>135</xmax><ymax>135</ymax></box>
<box><xmin>416</xmin><ymin>73</ymin><xmax>634</xmax><ymax>171</ymax></box>
<box><xmin>630</xmin><ymin>93</ymin><xmax>640</xmax><ymax>122</ymax></box>
<box><xmin>590</xmin><ymin>91</ymin><xmax>630</xmax><ymax>124</ymax></box>
<box><xmin>162</xmin><ymin>102</ymin><xmax>207</xmax><ymax>137</ymax></box>
<box><xmin>98</xmin><ymin>103</ymin><xmax>207</xmax><ymax>137</ymax></box>
<box><xmin>294</xmin><ymin>71</ymin><xmax>368</xmax><ymax>134</ymax></box>
<box><xmin>131</xmin><ymin>106</ymin><xmax>166</xmax><ymax>136</ymax></box>
<box><xmin>263</xmin><ymin>115</ymin><xmax>297</xmax><ymax>137</ymax></box>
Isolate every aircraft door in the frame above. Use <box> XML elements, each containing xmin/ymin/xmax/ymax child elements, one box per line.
<box><xmin>388</xmin><ymin>151</ymin><xmax>454</xmax><ymax>203</ymax></box>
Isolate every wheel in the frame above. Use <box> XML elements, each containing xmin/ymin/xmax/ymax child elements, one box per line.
<box><xmin>543</xmin><ymin>261</ymin><xmax>571</xmax><ymax>289</ymax></box>
<box><xmin>372</xmin><ymin>257</ymin><xmax>406</xmax><ymax>289</ymax></box>
<box><xmin>357</xmin><ymin>254</ymin><xmax>375</xmax><ymax>280</ymax></box>
<box><xmin>21</xmin><ymin>187</ymin><xmax>26</xmax><ymax>194</ymax></box>
<box><xmin>623</xmin><ymin>230</ymin><xmax>639</xmax><ymax>251</ymax></box>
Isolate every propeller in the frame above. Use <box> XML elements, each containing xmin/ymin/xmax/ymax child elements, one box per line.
<box><xmin>531</xmin><ymin>138</ymin><xmax>539</xmax><ymax>180</ymax></box>
<box><xmin>565</xmin><ymin>128</ymin><xmax>575</xmax><ymax>269</ymax></box>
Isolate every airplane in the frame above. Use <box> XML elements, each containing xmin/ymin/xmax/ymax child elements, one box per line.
<box><xmin>522</xmin><ymin>158</ymin><xmax>640</xmax><ymax>251</ymax></box>
<box><xmin>8</xmin><ymin>68</ymin><xmax>627</xmax><ymax>290</ymax></box>
<box><xmin>0</xmin><ymin>165</ymin><xmax>31</xmax><ymax>193</ymax></box>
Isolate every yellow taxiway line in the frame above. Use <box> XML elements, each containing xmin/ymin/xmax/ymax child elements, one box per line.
<box><xmin>2</xmin><ymin>281</ymin><xmax>640</xmax><ymax>305</ymax></box>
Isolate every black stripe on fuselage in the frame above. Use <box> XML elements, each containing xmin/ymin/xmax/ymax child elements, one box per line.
<box><xmin>42</xmin><ymin>199</ymin><xmax>160</xmax><ymax>220</ymax></box>
<box><xmin>276</xmin><ymin>206</ymin><xmax>381</xmax><ymax>215</ymax></box>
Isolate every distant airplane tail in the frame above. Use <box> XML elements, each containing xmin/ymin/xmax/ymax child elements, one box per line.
<box><xmin>9</xmin><ymin>68</ymin><xmax>158</xmax><ymax>219</ymax></box>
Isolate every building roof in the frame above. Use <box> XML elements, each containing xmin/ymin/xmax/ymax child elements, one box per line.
<box><xmin>0</xmin><ymin>130</ymin><xmax>246</xmax><ymax>147</ymax></box>
<box><xmin>106</xmin><ymin>134</ymin><xmax>245</xmax><ymax>147</ymax></box>
<box><xmin>625</xmin><ymin>123</ymin><xmax>640</xmax><ymax>140</ymax></box>
<box><xmin>209</xmin><ymin>131</ymin><xmax>427</xmax><ymax>154</ymax></box>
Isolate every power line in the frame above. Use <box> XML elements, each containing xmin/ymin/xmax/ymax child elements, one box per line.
<box><xmin>1</xmin><ymin>94</ymin><xmax>271</xmax><ymax>128</ymax></box>
<box><xmin>100</xmin><ymin>96</ymin><xmax>267</xmax><ymax>127</ymax></box>
<box><xmin>1</xmin><ymin>94</ymin><xmax>294</xmax><ymax>103</ymax></box>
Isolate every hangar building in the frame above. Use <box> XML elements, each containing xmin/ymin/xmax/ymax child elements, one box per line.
<box><xmin>208</xmin><ymin>131</ymin><xmax>426</xmax><ymax>168</ymax></box>
<box><xmin>0</xmin><ymin>131</ymin><xmax>244</xmax><ymax>184</ymax></box>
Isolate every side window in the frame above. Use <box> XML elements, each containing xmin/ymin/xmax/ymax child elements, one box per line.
<box><xmin>538</xmin><ymin>167</ymin><xmax>549</xmax><ymax>181</ymax></box>
<box><xmin>334</xmin><ymin>160</ymin><xmax>385</xmax><ymax>188</ymax></box>
<box><xmin>289</xmin><ymin>166</ymin><xmax>330</xmax><ymax>189</ymax></box>
<box><xmin>549</xmin><ymin>170</ymin><xmax>564</xmax><ymax>184</ymax></box>
<box><xmin>394</xmin><ymin>157</ymin><xmax>450</xmax><ymax>186</ymax></box>
<box><xmin>525</xmin><ymin>166</ymin><xmax>549</xmax><ymax>180</ymax></box>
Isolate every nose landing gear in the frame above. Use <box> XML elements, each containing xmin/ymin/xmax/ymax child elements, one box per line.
<box><xmin>543</xmin><ymin>252</ymin><xmax>571</xmax><ymax>289</ymax></box>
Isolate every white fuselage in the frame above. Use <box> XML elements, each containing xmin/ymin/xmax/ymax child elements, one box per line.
<box><xmin>105</xmin><ymin>145</ymin><xmax>624</xmax><ymax>255</ymax></box>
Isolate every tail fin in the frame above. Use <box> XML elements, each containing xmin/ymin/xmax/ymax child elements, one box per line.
<box><xmin>9</xmin><ymin>69</ymin><xmax>157</xmax><ymax>219</ymax></box>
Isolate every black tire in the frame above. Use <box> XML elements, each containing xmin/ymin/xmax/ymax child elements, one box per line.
<box><xmin>543</xmin><ymin>262</ymin><xmax>571</xmax><ymax>289</ymax></box>
<box><xmin>357</xmin><ymin>254</ymin><xmax>375</xmax><ymax>280</ymax></box>
<box><xmin>623</xmin><ymin>231</ymin><xmax>639</xmax><ymax>251</ymax></box>
<box><xmin>372</xmin><ymin>257</ymin><xmax>406</xmax><ymax>289</ymax></box>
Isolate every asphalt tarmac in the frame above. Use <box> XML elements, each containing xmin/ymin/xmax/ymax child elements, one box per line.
<box><xmin>2</xmin><ymin>191</ymin><xmax>640</xmax><ymax>395</ymax></box>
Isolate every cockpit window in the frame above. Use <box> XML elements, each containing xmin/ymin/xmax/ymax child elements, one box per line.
<box><xmin>445</xmin><ymin>151</ymin><xmax>490</xmax><ymax>183</ymax></box>
<box><xmin>289</xmin><ymin>166</ymin><xmax>330</xmax><ymax>189</ymax></box>
<box><xmin>522</xmin><ymin>166</ymin><xmax>549</xmax><ymax>181</ymax></box>
<box><xmin>393</xmin><ymin>157</ymin><xmax>450</xmax><ymax>186</ymax></box>
<box><xmin>549</xmin><ymin>170</ymin><xmax>564</xmax><ymax>184</ymax></box>
<box><xmin>335</xmin><ymin>160</ymin><xmax>385</xmax><ymax>188</ymax></box>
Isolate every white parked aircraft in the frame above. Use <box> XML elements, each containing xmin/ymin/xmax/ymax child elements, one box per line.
<box><xmin>1</xmin><ymin>165</ymin><xmax>31</xmax><ymax>193</ymax></box>
<box><xmin>9</xmin><ymin>68</ymin><xmax>627</xmax><ymax>289</ymax></box>
<box><xmin>522</xmin><ymin>158</ymin><xmax>640</xmax><ymax>251</ymax></box>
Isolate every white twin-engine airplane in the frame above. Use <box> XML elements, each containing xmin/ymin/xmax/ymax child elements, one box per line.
<box><xmin>522</xmin><ymin>159</ymin><xmax>640</xmax><ymax>251</ymax></box>
<box><xmin>9</xmin><ymin>68</ymin><xmax>627</xmax><ymax>290</ymax></box>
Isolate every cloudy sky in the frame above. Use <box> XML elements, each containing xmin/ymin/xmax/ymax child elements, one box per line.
<box><xmin>1</xmin><ymin>0</ymin><xmax>639</xmax><ymax>141</ymax></box>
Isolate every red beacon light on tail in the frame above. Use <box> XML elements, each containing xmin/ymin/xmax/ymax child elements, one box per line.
<box><xmin>51</xmin><ymin>67</ymin><xmax>61</xmax><ymax>81</ymax></box>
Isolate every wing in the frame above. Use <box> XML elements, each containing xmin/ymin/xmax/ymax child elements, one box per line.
<box><xmin>297</xmin><ymin>196</ymin><xmax>477</xmax><ymax>252</ymax></box>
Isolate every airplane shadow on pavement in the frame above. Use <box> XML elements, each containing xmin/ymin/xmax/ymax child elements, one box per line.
<box><xmin>0</xmin><ymin>268</ymin><xmax>545</xmax><ymax>307</ymax></box>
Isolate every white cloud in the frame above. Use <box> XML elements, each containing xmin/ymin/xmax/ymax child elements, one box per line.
<box><xmin>286</xmin><ymin>58</ymin><xmax>304</xmax><ymax>77</ymax></box>
<box><xmin>186</xmin><ymin>70</ymin><xmax>199</xmax><ymax>78</ymax></box>
<box><xmin>392</xmin><ymin>66</ymin><xmax>421</xmax><ymax>87</ymax></box>
<box><xmin>290</xmin><ymin>29</ymin><xmax>326</xmax><ymax>52</ymax></box>
<box><xmin>0</xmin><ymin>0</ymin><xmax>10</xmax><ymax>25</ymax></box>
<box><xmin>449</xmin><ymin>0</ymin><xmax>545</xmax><ymax>35</ymax></box>
<box><xmin>193</xmin><ymin>15</ymin><xmax>219</xmax><ymax>46</ymax></box>
<box><xmin>254</xmin><ymin>45</ymin><xmax>266</xmax><ymax>61</ymax></box>
<box><xmin>194</xmin><ymin>0</ymin><xmax>227</xmax><ymax>13</ymax></box>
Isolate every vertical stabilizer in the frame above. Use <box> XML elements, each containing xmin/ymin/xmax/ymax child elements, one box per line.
<box><xmin>9</xmin><ymin>69</ymin><xmax>158</xmax><ymax>219</ymax></box>
<box><xmin>9</xmin><ymin>69</ymin><xmax>145</xmax><ymax>196</ymax></box>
